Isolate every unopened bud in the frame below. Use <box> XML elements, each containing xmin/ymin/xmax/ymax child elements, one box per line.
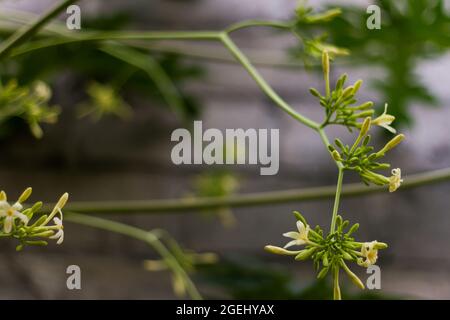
<box><xmin>340</xmin><ymin>260</ymin><xmax>365</xmax><ymax>289</ymax></box>
<box><xmin>31</xmin><ymin>201</ymin><xmax>43</xmax><ymax>212</ymax></box>
<box><xmin>295</xmin><ymin>247</ymin><xmax>317</xmax><ymax>261</ymax></box>
<box><xmin>264</xmin><ymin>245</ymin><xmax>299</xmax><ymax>256</ymax></box>
<box><xmin>322</xmin><ymin>51</ymin><xmax>330</xmax><ymax>80</ymax></box>
<box><xmin>18</xmin><ymin>187</ymin><xmax>33</xmax><ymax>203</ymax></box>
<box><xmin>360</xmin><ymin>117</ymin><xmax>371</xmax><ymax>136</ymax></box>
<box><xmin>342</xmin><ymin>86</ymin><xmax>354</xmax><ymax>98</ymax></box>
<box><xmin>309</xmin><ymin>88</ymin><xmax>322</xmax><ymax>98</ymax></box>
<box><xmin>50</xmin><ymin>193</ymin><xmax>69</xmax><ymax>217</ymax></box>
<box><xmin>374</xmin><ymin>242</ymin><xmax>388</xmax><ymax>250</ymax></box>
<box><xmin>378</xmin><ymin>134</ymin><xmax>405</xmax><ymax>155</ymax></box>
<box><xmin>305</xmin><ymin>8</ymin><xmax>342</xmax><ymax>23</ymax></box>
<box><xmin>353</xmin><ymin>101</ymin><xmax>374</xmax><ymax>110</ymax></box>
<box><xmin>293</xmin><ymin>211</ymin><xmax>307</xmax><ymax>226</ymax></box>
<box><xmin>317</xmin><ymin>267</ymin><xmax>329</xmax><ymax>279</ymax></box>
<box><xmin>352</xmin><ymin>80</ymin><xmax>363</xmax><ymax>93</ymax></box>
<box><xmin>332</xmin><ymin>150</ymin><xmax>342</xmax><ymax>162</ymax></box>
<box><xmin>346</xmin><ymin>223</ymin><xmax>359</xmax><ymax>236</ymax></box>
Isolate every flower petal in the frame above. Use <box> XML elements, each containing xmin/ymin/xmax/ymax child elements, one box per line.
<box><xmin>56</xmin><ymin>232</ymin><xmax>64</xmax><ymax>245</ymax></box>
<box><xmin>381</xmin><ymin>124</ymin><xmax>396</xmax><ymax>134</ymax></box>
<box><xmin>49</xmin><ymin>229</ymin><xmax>62</xmax><ymax>239</ymax></box>
<box><xmin>4</xmin><ymin>216</ymin><xmax>13</xmax><ymax>233</ymax></box>
<box><xmin>282</xmin><ymin>231</ymin><xmax>300</xmax><ymax>239</ymax></box>
<box><xmin>284</xmin><ymin>239</ymin><xmax>305</xmax><ymax>248</ymax></box>
<box><xmin>50</xmin><ymin>229</ymin><xmax>64</xmax><ymax>244</ymax></box>
<box><xmin>296</xmin><ymin>220</ymin><xmax>306</xmax><ymax>233</ymax></box>
<box><xmin>12</xmin><ymin>202</ymin><xmax>23</xmax><ymax>211</ymax></box>
<box><xmin>53</xmin><ymin>217</ymin><xmax>63</xmax><ymax>227</ymax></box>
<box><xmin>283</xmin><ymin>240</ymin><xmax>297</xmax><ymax>249</ymax></box>
<box><xmin>14</xmin><ymin>211</ymin><xmax>29</xmax><ymax>225</ymax></box>
<box><xmin>0</xmin><ymin>201</ymin><xmax>9</xmax><ymax>211</ymax></box>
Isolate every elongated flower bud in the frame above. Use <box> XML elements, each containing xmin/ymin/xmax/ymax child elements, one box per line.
<box><xmin>350</xmin><ymin>110</ymin><xmax>374</xmax><ymax>119</ymax></box>
<box><xmin>351</xmin><ymin>101</ymin><xmax>373</xmax><ymax>110</ymax></box>
<box><xmin>295</xmin><ymin>247</ymin><xmax>317</xmax><ymax>261</ymax></box>
<box><xmin>49</xmin><ymin>192</ymin><xmax>69</xmax><ymax>217</ymax></box>
<box><xmin>340</xmin><ymin>260</ymin><xmax>365</xmax><ymax>289</ymax></box>
<box><xmin>374</xmin><ymin>242</ymin><xmax>388</xmax><ymax>249</ymax></box>
<box><xmin>31</xmin><ymin>201</ymin><xmax>43</xmax><ymax>212</ymax></box>
<box><xmin>293</xmin><ymin>211</ymin><xmax>308</xmax><ymax>226</ymax></box>
<box><xmin>56</xmin><ymin>193</ymin><xmax>69</xmax><ymax>210</ymax></box>
<box><xmin>360</xmin><ymin>117</ymin><xmax>371</xmax><ymax>137</ymax></box>
<box><xmin>309</xmin><ymin>88</ymin><xmax>322</xmax><ymax>98</ymax></box>
<box><xmin>305</xmin><ymin>8</ymin><xmax>342</xmax><ymax>23</ymax></box>
<box><xmin>18</xmin><ymin>187</ymin><xmax>33</xmax><ymax>203</ymax></box>
<box><xmin>346</xmin><ymin>223</ymin><xmax>359</xmax><ymax>236</ymax></box>
<box><xmin>322</xmin><ymin>51</ymin><xmax>330</xmax><ymax>77</ymax></box>
<box><xmin>332</xmin><ymin>150</ymin><xmax>342</xmax><ymax>162</ymax></box>
<box><xmin>317</xmin><ymin>267</ymin><xmax>329</xmax><ymax>279</ymax></box>
<box><xmin>334</xmin><ymin>138</ymin><xmax>345</xmax><ymax>149</ymax></box>
<box><xmin>352</xmin><ymin>80</ymin><xmax>363</xmax><ymax>93</ymax></box>
<box><xmin>335</xmin><ymin>74</ymin><xmax>347</xmax><ymax>91</ymax></box>
<box><xmin>341</xmin><ymin>86</ymin><xmax>354</xmax><ymax>98</ymax></box>
<box><xmin>378</xmin><ymin>134</ymin><xmax>405</xmax><ymax>155</ymax></box>
<box><xmin>264</xmin><ymin>245</ymin><xmax>299</xmax><ymax>256</ymax></box>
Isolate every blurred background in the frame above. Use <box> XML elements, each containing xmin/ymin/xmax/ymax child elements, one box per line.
<box><xmin>0</xmin><ymin>0</ymin><xmax>449</xmax><ymax>299</ymax></box>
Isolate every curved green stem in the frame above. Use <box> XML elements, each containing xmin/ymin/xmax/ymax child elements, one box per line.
<box><xmin>226</xmin><ymin>19</ymin><xmax>293</xmax><ymax>33</ymax></box>
<box><xmin>3</xmin><ymin>13</ymin><xmax>321</xmax><ymax>133</ymax></box>
<box><xmin>10</xmin><ymin>31</ymin><xmax>223</xmax><ymax>57</ymax></box>
<box><xmin>220</xmin><ymin>33</ymin><xmax>319</xmax><ymax>130</ymax></box>
<box><xmin>0</xmin><ymin>0</ymin><xmax>79</xmax><ymax>60</ymax></box>
<box><xmin>100</xmin><ymin>44</ymin><xmax>186</xmax><ymax>118</ymax></box>
<box><xmin>333</xmin><ymin>265</ymin><xmax>341</xmax><ymax>300</ymax></box>
<box><xmin>65</xmin><ymin>212</ymin><xmax>202</xmax><ymax>300</ymax></box>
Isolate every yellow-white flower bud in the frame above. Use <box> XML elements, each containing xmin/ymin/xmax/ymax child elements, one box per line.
<box><xmin>264</xmin><ymin>245</ymin><xmax>300</xmax><ymax>256</ymax></box>
<box><xmin>18</xmin><ymin>187</ymin><xmax>32</xmax><ymax>203</ymax></box>
<box><xmin>360</xmin><ymin>117</ymin><xmax>372</xmax><ymax>137</ymax></box>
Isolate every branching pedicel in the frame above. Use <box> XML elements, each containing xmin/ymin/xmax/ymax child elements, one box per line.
<box><xmin>265</xmin><ymin>51</ymin><xmax>404</xmax><ymax>300</ymax></box>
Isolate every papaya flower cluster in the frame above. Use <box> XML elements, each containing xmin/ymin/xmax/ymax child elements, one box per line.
<box><xmin>265</xmin><ymin>211</ymin><xmax>387</xmax><ymax>299</ymax></box>
<box><xmin>313</xmin><ymin>51</ymin><xmax>405</xmax><ymax>192</ymax></box>
<box><xmin>329</xmin><ymin>117</ymin><xmax>405</xmax><ymax>192</ymax></box>
<box><xmin>0</xmin><ymin>80</ymin><xmax>60</xmax><ymax>139</ymax></box>
<box><xmin>0</xmin><ymin>187</ymin><xmax>69</xmax><ymax>250</ymax></box>
<box><xmin>77</xmin><ymin>82</ymin><xmax>132</xmax><ymax>120</ymax></box>
<box><xmin>291</xmin><ymin>3</ymin><xmax>349</xmax><ymax>64</ymax></box>
<box><xmin>310</xmin><ymin>51</ymin><xmax>400</xmax><ymax>135</ymax></box>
